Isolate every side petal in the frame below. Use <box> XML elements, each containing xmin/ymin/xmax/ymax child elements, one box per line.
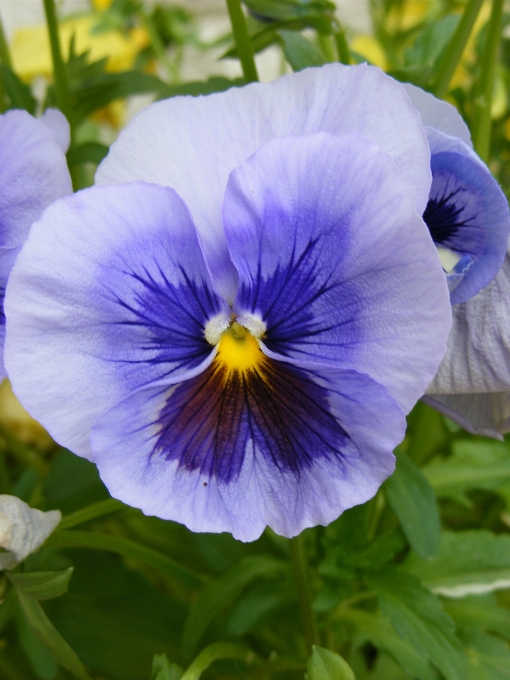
<box><xmin>0</xmin><ymin>246</ymin><xmax>21</xmax><ymax>380</ymax></box>
<box><xmin>402</xmin><ymin>82</ymin><xmax>472</xmax><ymax>146</ymax></box>
<box><xmin>422</xmin><ymin>393</ymin><xmax>510</xmax><ymax>440</ymax></box>
<box><xmin>90</xmin><ymin>359</ymin><xmax>403</xmax><ymax>541</ymax></box>
<box><xmin>97</xmin><ymin>64</ymin><xmax>431</xmax><ymax>301</ymax></box>
<box><xmin>0</xmin><ymin>109</ymin><xmax>72</xmax><ymax>249</ymax></box>
<box><xmin>427</xmin><ymin>245</ymin><xmax>510</xmax><ymax>396</ymax></box>
<box><xmin>5</xmin><ymin>182</ymin><xmax>228</xmax><ymax>459</ymax></box>
<box><xmin>223</xmin><ymin>133</ymin><xmax>451</xmax><ymax>414</ymax></box>
<box><xmin>41</xmin><ymin>108</ymin><xmax>71</xmax><ymax>153</ymax></box>
<box><xmin>423</xmin><ymin>150</ymin><xmax>510</xmax><ymax>304</ymax></box>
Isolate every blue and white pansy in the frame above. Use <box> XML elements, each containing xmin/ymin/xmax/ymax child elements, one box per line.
<box><xmin>403</xmin><ymin>84</ymin><xmax>510</xmax><ymax>438</ymax></box>
<box><xmin>0</xmin><ymin>109</ymin><xmax>72</xmax><ymax>378</ymax></box>
<box><xmin>5</xmin><ymin>65</ymin><xmax>452</xmax><ymax>540</ymax></box>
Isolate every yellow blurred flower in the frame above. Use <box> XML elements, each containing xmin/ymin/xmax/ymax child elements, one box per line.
<box><xmin>11</xmin><ymin>15</ymin><xmax>148</xmax><ymax>80</ymax></box>
<box><xmin>92</xmin><ymin>0</ymin><xmax>114</xmax><ymax>9</ymax></box>
<box><xmin>0</xmin><ymin>381</ymin><xmax>53</xmax><ymax>450</ymax></box>
<box><xmin>386</xmin><ymin>0</ymin><xmax>429</xmax><ymax>33</ymax></box>
<box><xmin>351</xmin><ymin>36</ymin><xmax>388</xmax><ymax>71</ymax></box>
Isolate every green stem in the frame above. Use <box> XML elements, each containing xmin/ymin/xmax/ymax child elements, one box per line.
<box><xmin>45</xmin><ymin>529</ymin><xmax>205</xmax><ymax>591</ymax></box>
<box><xmin>181</xmin><ymin>642</ymin><xmax>254</xmax><ymax>680</ymax></box>
<box><xmin>42</xmin><ymin>0</ymin><xmax>71</xmax><ymax>119</ymax></box>
<box><xmin>0</xmin><ymin>11</ymin><xmax>12</xmax><ymax>68</ymax></box>
<box><xmin>433</xmin><ymin>0</ymin><xmax>484</xmax><ymax>98</ymax></box>
<box><xmin>471</xmin><ymin>0</ymin><xmax>505</xmax><ymax>162</ymax></box>
<box><xmin>225</xmin><ymin>0</ymin><xmax>258</xmax><ymax>82</ymax></box>
<box><xmin>289</xmin><ymin>533</ymin><xmax>320</xmax><ymax>653</ymax></box>
<box><xmin>139</xmin><ymin>9</ymin><xmax>178</xmax><ymax>82</ymax></box>
<box><xmin>333</xmin><ymin>25</ymin><xmax>351</xmax><ymax>64</ymax></box>
<box><xmin>58</xmin><ymin>499</ymin><xmax>125</xmax><ymax>530</ymax></box>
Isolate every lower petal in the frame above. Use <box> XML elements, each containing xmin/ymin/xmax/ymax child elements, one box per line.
<box><xmin>422</xmin><ymin>393</ymin><xmax>510</xmax><ymax>440</ymax></box>
<box><xmin>90</xmin><ymin>355</ymin><xmax>403</xmax><ymax>541</ymax></box>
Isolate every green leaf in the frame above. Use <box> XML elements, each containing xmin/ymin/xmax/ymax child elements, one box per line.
<box><xmin>182</xmin><ymin>555</ymin><xmax>287</xmax><ymax>657</ymax></box>
<box><xmin>368</xmin><ymin>568</ymin><xmax>467</xmax><ymax>680</ymax></box>
<box><xmin>444</xmin><ymin>594</ymin><xmax>510</xmax><ymax>642</ymax></box>
<box><xmin>0</xmin><ymin>64</ymin><xmax>37</xmax><ymax>113</ymax></box>
<box><xmin>306</xmin><ymin>646</ymin><xmax>355</xmax><ymax>680</ymax></box>
<box><xmin>336</xmin><ymin>609</ymin><xmax>436</xmax><ymax>680</ymax></box>
<box><xmin>384</xmin><ymin>452</ymin><xmax>441</xmax><ymax>559</ymax></box>
<box><xmin>16</xmin><ymin>589</ymin><xmax>92</xmax><ymax>680</ymax></box>
<box><xmin>278</xmin><ymin>30</ymin><xmax>326</xmax><ymax>71</ymax></box>
<box><xmin>405</xmin><ymin>530</ymin><xmax>510</xmax><ymax>597</ymax></box>
<box><xmin>67</xmin><ymin>142</ymin><xmax>109</xmax><ymax>168</ymax></box>
<box><xmin>422</xmin><ymin>440</ymin><xmax>510</xmax><ymax>505</ymax></box>
<box><xmin>16</xmin><ymin>605</ymin><xmax>58</xmax><ymax>680</ymax></box>
<box><xmin>152</xmin><ymin>653</ymin><xmax>183</xmax><ymax>680</ymax></box>
<box><xmin>227</xmin><ymin>581</ymin><xmax>295</xmax><ymax>635</ymax></box>
<box><xmin>404</xmin><ymin>15</ymin><xmax>460</xmax><ymax>69</ymax></box>
<box><xmin>243</xmin><ymin>0</ymin><xmax>335</xmax><ymax>22</ymax></box>
<box><xmin>462</xmin><ymin>630</ymin><xmax>510</xmax><ymax>680</ymax></box>
<box><xmin>8</xmin><ymin>569</ymin><xmax>73</xmax><ymax>601</ymax></box>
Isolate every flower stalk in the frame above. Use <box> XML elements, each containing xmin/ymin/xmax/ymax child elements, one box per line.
<box><xmin>181</xmin><ymin>643</ymin><xmax>254</xmax><ymax>680</ymax></box>
<box><xmin>42</xmin><ymin>0</ymin><xmax>71</xmax><ymax>120</ymax></box>
<box><xmin>289</xmin><ymin>533</ymin><xmax>320</xmax><ymax>653</ymax></box>
<box><xmin>225</xmin><ymin>0</ymin><xmax>258</xmax><ymax>82</ymax></box>
<box><xmin>471</xmin><ymin>0</ymin><xmax>505</xmax><ymax>162</ymax></box>
<box><xmin>432</xmin><ymin>0</ymin><xmax>484</xmax><ymax>98</ymax></box>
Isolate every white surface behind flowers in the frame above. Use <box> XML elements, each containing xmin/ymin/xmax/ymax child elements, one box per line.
<box><xmin>0</xmin><ymin>0</ymin><xmax>372</xmax><ymax>83</ymax></box>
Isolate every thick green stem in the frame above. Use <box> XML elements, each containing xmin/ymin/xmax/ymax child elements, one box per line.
<box><xmin>45</xmin><ymin>529</ymin><xmax>205</xmax><ymax>591</ymax></box>
<box><xmin>333</xmin><ymin>25</ymin><xmax>351</xmax><ymax>64</ymax></box>
<box><xmin>0</xmin><ymin>11</ymin><xmax>12</xmax><ymax>69</ymax></box>
<box><xmin>471</xmin><ymin>0</ymin><xmax>505</xmax><ymax>162</ymax></box>
<box><xmin>433</xmin><ymin>0</ymin><xmax>484</xmax><ymax>98</ymax></box>
<box><xmin>225</xmin><ymin>0</ymin><xmax>258</xmax><ymax>82</ymax></box>
<box><xmin>289</xmin><ymin>533</ymin><xmax>320</xmax><ymax>653</ymax></box>
<box><xmin>58</xmin><ymin>499</ymin><xmax>125</xmax><ymax>530</ymax></box>
<box><xmin>42</xmin><ymin>0</ymin><xmax>71</xmax><ymax>119</ymax></box>
<box><xmin>181</xmin><ymin>643</ymin><xmax>254</xmax><ymax>680</ymax></box>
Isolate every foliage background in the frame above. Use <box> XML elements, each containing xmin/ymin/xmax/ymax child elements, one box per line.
<box><xmin>2</xmin><ymin>1</ymin><xmax>510</xmax><ymax>679</ymax></box>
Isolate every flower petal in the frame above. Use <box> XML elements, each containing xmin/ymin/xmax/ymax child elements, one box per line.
<box><xmin>423</xmin><ymin>149</ymin><xmax>510</xmax><ymax>304</ymax></box>
<box><xmin>5</xmin><ymin>182</ymin><xmax>227</xmax><ymax>459</ymax></box>
<box><xmin>422</xmin><ymin>393</ymin><xmax>510</xmax><ymax>440</ymax></box>
<box><xmin>0</xmin><ymin>246</ymin><xmax>21</xmax><ymax>380</ymax></box>
<box><xmin>0</xmin><ymin>109</ymin><xmax>72</xmax><ymax>249</ymax></box>
<box><xmin>91</xmin><ymin>359</ymin><xmax>402</xmax><ymax>541</ymax></box>
<box><xmin>97</xmin><ymin>64</ymin><xmax>431</xmax><ymax>301</ymax></box>
<box><xmin>403</xmin><ymin>81</ymin><xmax>472</xmax><ymax>146</ymax></box>
<box><xmin>223</xmin><ymin>133</ymin><xmax>451</xmax><ymax>414</ymax></box>
<box><xmin>427</xmin><ymin>244</ymin><xmax>510</xmax><ymax>397</ymax></box>
<box><xmin>41</xmin><ymin>108</ymin><xmax>71</xmax><ymax>153</ymax></box>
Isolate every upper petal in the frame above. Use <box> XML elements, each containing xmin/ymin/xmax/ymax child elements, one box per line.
<box><xmin>223</xmin><ymin>133</ymin><xmax>451</xmax><ymax>414</ymax></box>
<box><xmin>0</xmin><ymin>109</ymin><xmax>72</xmax><ymax>249</ymax></box>
<box><xmin>5</xmin><ymin>182</ymin><xmax>228</xmax><ymax>459</ymax></box>
<box><xmin>96</xmin><ymin>64</ymin><xmax>431</xmax><ymax>301</ymax></box>
<box><xmin>403</xmin><ymin>82</ymin><xmax>472</xmax><ymax>146</ymax></box>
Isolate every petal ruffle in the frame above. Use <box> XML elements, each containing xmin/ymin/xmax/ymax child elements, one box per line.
<box><xmin>223</xmin><ymin>133</ymin><xmax>451</xmax><ymax>414</ymax></box>
<box><xmin>403</xmin><ymin>81</ymin><xmax>472</xmax><ymax>146</ymax></box>
<box><xmin>5</xmin><ymin>182</ymin><xmax>227</xmax><ymax>459</ymax></box>
<box><xmin>97</xmin><ymin>64</ymin><xmax>431</xmax><ymax>301</ymax></box>
<box><xmin>0</xmin><ymin>109</ymin><xmax>72</xmax><ymax>249</ymax></box>
<box><xmin>90</xmin><ymin>360</ymin><xmax>402</xmax><ymax>541</ymax></box>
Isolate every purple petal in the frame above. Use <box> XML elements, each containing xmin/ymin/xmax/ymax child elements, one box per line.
<box><xmin>5</xmin><ymin>182</ymin><xmax>228</xmax><ymax>459</ymax></box>
<box><xmin>91</xmin><ymin>358</ymin><xmax>402</xmax><ymax>541</ymax></box>
<box><xmin>0</xmin><ymin>110</ymin><xmax>72</xmax><ymax>249</ymax></box>
<box><xmin>97</xmin><ymin>64</ymin><xmax>431</xmax><ymax>301</ymax></box>
<box><xmin>223</xmin><ymin>133</ymin><xmax>451</xmax><ymax>414</ymax></box>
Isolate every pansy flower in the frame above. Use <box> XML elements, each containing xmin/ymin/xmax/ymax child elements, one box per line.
<box><xmin>403</xmin><ymin>84</ymin><xmax>510</xmax><ymax>438</ymax></box>
<box><xmin>0</xmin><ymin>108</ymin><xmax>72</xmax><ymax>378</ymax></box>
<box><xmin>5</xmin><ymin>66</ymin><xmax>451</xmax><ymax>540</ymax></box>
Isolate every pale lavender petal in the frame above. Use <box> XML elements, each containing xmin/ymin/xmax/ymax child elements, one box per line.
<box><xmin>97</xmin><ymin>64</ymin><xmax>431</xmax><ymax>301</ymax></box>
<box><xmin>5</xmin><ymin>182</ymin><xmax>227</xmax><ymax>459</ymax></box>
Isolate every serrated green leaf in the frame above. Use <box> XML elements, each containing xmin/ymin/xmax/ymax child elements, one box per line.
<box><xmin>405</xmin><ymin>531</ymin><xmax>510</xmax><ymax>597</ymax></box>
<box><xmin>152</xmin><ymin>653</ymin><xmax>183</xmax><ymax>680</ymax></box>
<box><xmin>0</xmin><ymin>64</ymin><xmax>37</xmax><ymax>113</ymax></box>
<box><xmin>443</xmin><ymin>594</ymin><xmax>510</xmax><ymax>642</ymax></box>
<box><xmin>307</xmin><ymin>646</ymin><xmax>355</xmax><ymax>680</ymax></box>
<box><xmin>16</xmin><ymin>589</ymin><xmax>91</xmax><ymax>680</ymax></box>
<box><xmin>423</xmin><ymin>440</ymin><xmax>510</xmax><ymax>505</ymax></box>
<box><xmin>278</xmin><ymin>30</ymin><xmax>326</xmax><ymax>71</ymax></box>
<box><xmin>335</xmin><ymin>609</ymin><xmax>437</xmax><ymax>680</ymax></box>
<box><xmin>462</xmin><ymin>631</ymin><xmax>510</xmax><ymax>680</ymax></box>
<box><xmin>384</xmin><ymin>452</ymin><xmax>440</xmax><ymax>559</ymax></box>
<box><xmin>368</xmin><ymin>568</ymin><xmax>467</xmax><ymax>680</ymax></box>
<box><xmin>8</xmin><ymin>569</ymin><xmax>73</xmax><ymax>601</ymax></box>
<box><xmin>182</xmin><ymin>555</ymin><xmax>287</xmax><ymax>657</ymax></box>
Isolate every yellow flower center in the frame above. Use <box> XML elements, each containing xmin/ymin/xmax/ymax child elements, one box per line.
<box><xmin>216</xmin><ymin>322</ymin><xmax>263</xmax><ymax>373</ymax></box>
